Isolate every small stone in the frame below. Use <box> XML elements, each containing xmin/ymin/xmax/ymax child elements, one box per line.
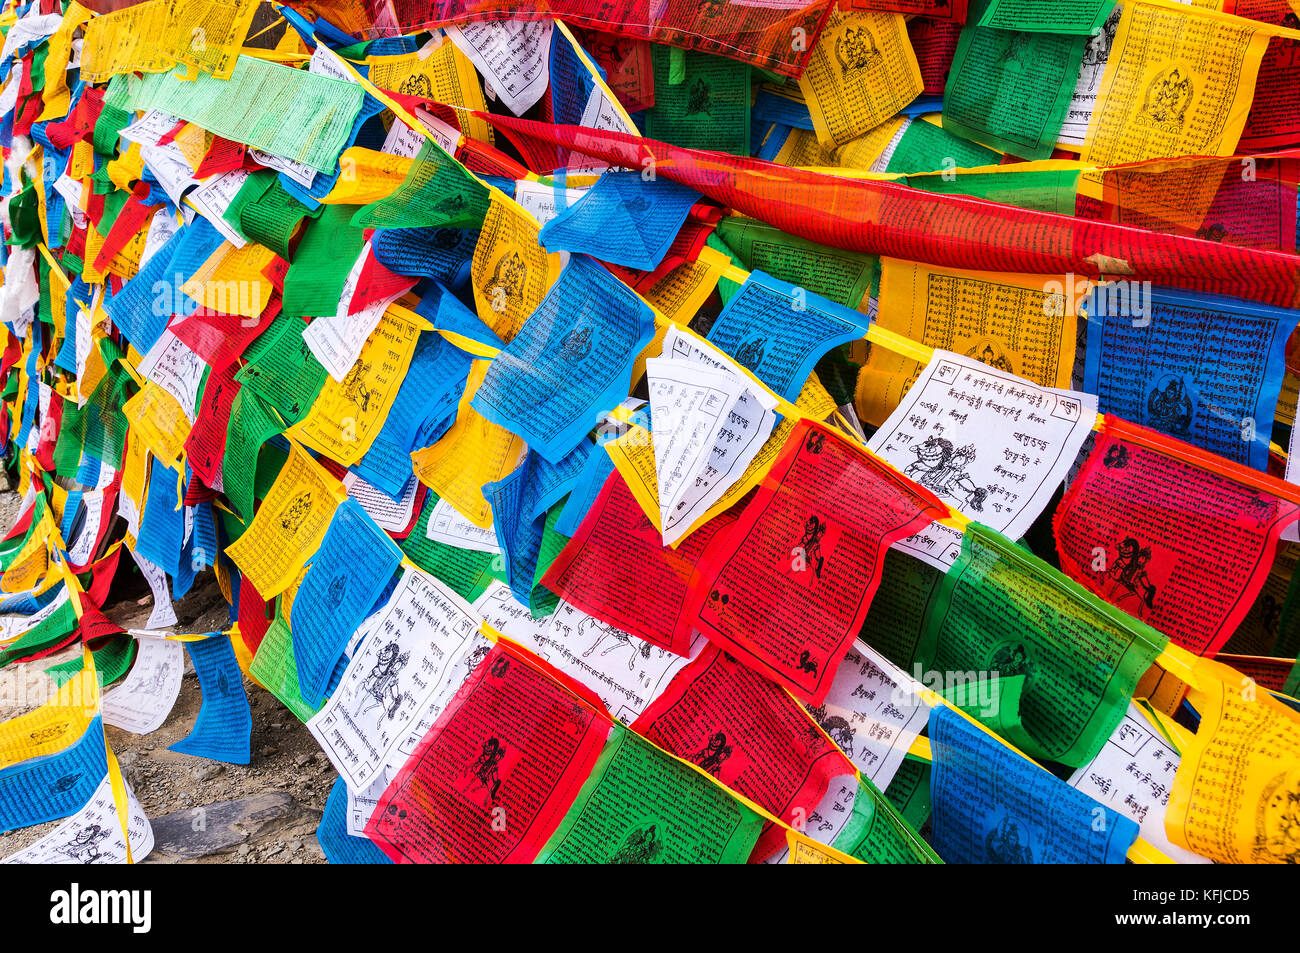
<box><xmin>290</xmin><ymin>857</ymin><xmax>304</xmax><ymax>864</ymax></box>
<box><xmin>237</xmin><ymin>844</ymin><xmax>250</xmax><ymax>856</ymax></box>
<box><xmin>288</xmin><ymin>839</ymin><xmax>303</xmax><ymax>851</ymax></box>
<box><xmin>293</xmin><ymin>752</ymin><xmax>313</xmax><ymax>767</ymax></box>
<box><xmin>193</xmin><ymin>764</ymin><xmax>224</xmax><ymax>782</ymax></box>
<box><xmin>260</xmin><ymin>744</ymin><xmax>279</xmax><ymax>757</ymax></box>
<box><xmin>264</xmin><ymin>846</ymin><xmax>283</xmax><ymax>858</ymax></box>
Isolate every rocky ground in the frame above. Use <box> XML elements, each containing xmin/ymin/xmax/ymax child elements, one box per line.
<box><xmin>0</xmin><ymin>490</ymin><xmax>337</xmax><ymax>864</ymax></box>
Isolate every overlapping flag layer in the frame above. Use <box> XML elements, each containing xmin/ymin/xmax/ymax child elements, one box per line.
<box><xmin>0</xmin><ymin>0</ymin><xmax>1298</xmax><ymax>865</ymax></box>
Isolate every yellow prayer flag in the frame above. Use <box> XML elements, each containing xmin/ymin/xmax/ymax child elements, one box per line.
<box><xmin>289</xmin><ymin>307</ymin><xmax>422</xmax><ymax>466</ymax></box>
<box><xmin>856</xmin><ymin>259</ymin><xmax>1077</xmax><ymax>426</ymax></box>
<box><xmin>1081</xmin><ymin>3</ymin><xmax>1270</xmax><ymax>166</ymax></box>
<box><xmin>785</xmin><ymin>828</ymin><xmax>864</xmax><ymax>864</ymax></box>
<box><xmin>470</xmin><ymin>197</ymin><xmax>563</xmax><ymax>344</ymax></box>
<box><xmin>796</xmin><ymin>9</ymin><xmax>923</xmax><ymax>149</ymax></box>
<box><xmin>223</xmin><ymin>442</ymin><xmax>346</xmax><ymax>598</ymax></box>
<box><xmin>1166</xmin><ymin>659</ymin><xmax>1300</xmax><ymax>864</ymax></box>
<box><xmin>410</xmin><ymin>360</ymin><xmax>526</xmax><ymax>529</ymax></box>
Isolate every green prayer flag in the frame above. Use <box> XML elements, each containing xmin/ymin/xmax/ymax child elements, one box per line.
<box><xmin>915</xmin><ymin>524</ymin><xmax>1168</xmax><ymax>767</ymax></box>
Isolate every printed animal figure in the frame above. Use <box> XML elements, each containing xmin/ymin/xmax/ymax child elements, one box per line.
<box><xmin>578</xmin><ymin>616</ymin><xmax>649</xmax><ymax>671</ymax></box>
<box><xmin>1146</xmin><ymin>377</ymin><xmax>1194</xmax><ymax>435</ymax></box>
<box><xmin>28</xmin><ymin>723</ymin><xmax>67</xmax><ymax>744</ymax></box>
<box><xmin>50</xmin><ymin>773</ymin><xmax>83</xmax><ymax>794</ymax></box>
<box><xmin>1196</xmin><ymin>222</ymin><xmax>1228</xmax><ymax>243</ymax></box>
<box><xmin>470</xmin><ymin>737</ymin><xmax>506</xmax><ymax>800</ymax></box>
<box><xmin>807</xmin><ymin>703</ymin><xmax>855</xmax><ymax>757</ymax></box>
<box><xmin>328</xmin><ymin>574</ymin><xmax>348</xmax><ymax>605</ymax></box>
<box><xmin>1140</xmin><ymin>66</ymin><xmax>1193</xmax><ymax>131</ymax></box>
<box><xmin>150</xmin><ymin>661</ymin><xmax>172</xmax><ymax>692</ymax></box>
<box><xmin>612</xmin><ymin>822</ymin><xmax>664</xmax><ymax>863</ymax></box>
<box><xmin>692</xmin><ymin>731</ymin><xmax>733</xmax><ymax>777</ymax></box>
<box><xmin>1102</xmin><ymin>444</ymin><xmax>1129</xmax><ymax>469</ymax></box>
<box><xmin>1082</xmin><ymin>9</ymin><xmax>1118</xmax><ymax>67</ymax></box>
<box><xmin>341</xmin><ymin>361</ymin><xmax>374</xmax><ymax>414</ymax></box>
<box><xmin>798</xmin><ymin>649</ymin><xmax>819</xmax><ymax>679</ymax></box>
<box><xmin>1102</xmin><ymin>537</ymin><xmax>1158</xmax><ymax>618</ymax></box>
<box><xmin>359</xmin><ymin>641</ymin><xmax>410</xmax><ymax>724</ymax></box>
<box><xmin>622</xmin><ymin>194</ymin><xmax>652</xmax><ymax>216</ymax></box>
<box><xmin>588</xmin><ymin>36</ymin><xmax>633</xmax><ymax>68</ymax></box>
<box><xmin>58</xmin><ymin>824</ymin><xmax>110</xmax><ymax>863</ymax></box>
<box><xmin>904</xmin><ymin>437</ymin><xmax>987</xmax><ymax>512</ymax></box>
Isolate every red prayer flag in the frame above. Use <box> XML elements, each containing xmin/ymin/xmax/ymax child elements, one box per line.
<box><xmin>365</xmin><ymin>643</ymin><xmax>608</xmax><ymax>863</ymax></box>
<box><xmin>684</xmin><ymin>419</ymin><xmax>947</xmax><ymax>704</ymax></box>
<box><xmin>541</xmin><ymin>469</ymin><xmax>744</xmax><ymax>657</ymax></box>
<box><xmin>1054</xmin><ymin>418</ymin><xmax>1300</xmax><ymax>657</ymax></box>
<box><xmin>631</xmin><ymin>643</ymin><xmax>854</xmax><ymax>861</ymax></box>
